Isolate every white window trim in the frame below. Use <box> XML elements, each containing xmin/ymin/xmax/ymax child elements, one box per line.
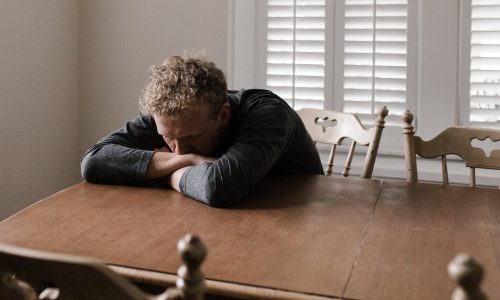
<box><xmin>458</xmin><ymin>0</ymin><xmax>471</xmax><ymax>127</ymax></box>
<box><xmin>227</xmin><ymin>0</ymin><xmax>260</xmax><ymax>90</ymax></box>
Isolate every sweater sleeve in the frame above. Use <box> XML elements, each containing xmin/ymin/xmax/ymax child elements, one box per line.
<box><xmin>179</xmin><ymin>101</ymin><xmax>297</xmax><ymax>207</ymax></box>
<box><xmin>81</xmin><ymin>115</ymin><xmax>165</xmax><ymax>185</ymax></box>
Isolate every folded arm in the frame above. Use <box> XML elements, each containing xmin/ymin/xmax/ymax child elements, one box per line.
<box><xmin>81</xmin><ymin>115</ymin><xmax>213</xmax><ymax>185</ymax></box>
<box><xmin>147</xmin><ymin>150</ymin><xmax>214</xmax><ymax>179</ymax></box>
<box><xmin>177</xmin><ymin>102</ymin><xmax>298</xmax><ymax>207</ymax></box>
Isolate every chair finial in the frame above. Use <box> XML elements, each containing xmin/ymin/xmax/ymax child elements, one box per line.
<box><xmin>377</xmin><ymin>105</ymin><xmax>389</xmax><ymax>121</ymax></box>
<box><xmin>401</xmin><ymin>110</ymin><xmax>414</xmax><ymax>126</ymax></box>
<box><xmin>0</xmin><ymin>272</ymin><xmax>38</xmax><ymax>300</ymax></box>
<box><xmin>448</xmin><ymin>253</ymin><xmax>487</xmax><ymax>300</ymax></box>
<box><xmin>401</xmin><ymin>111</ymin><xmax>415</xmax><ymax>135</ymax></box>
<box><xmin>176</xmin><ymin>234</ymin><xmax>207</xmax><ymax>300</ymax></box>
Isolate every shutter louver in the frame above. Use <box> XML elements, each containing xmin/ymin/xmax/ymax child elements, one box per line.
<box><xmin>266</xmin><ymin>0</ymin><xmax>326</xmax><ymax>109</ymax></box>
<box><xmin>469</xmin><ymin>0</ymin><xmax>500</xmax><ymax>125</ymax></box>
<box><xmin>343</xmin><ymin>0</ymin><xmax>407</xmax><ymax>124</ymax></box>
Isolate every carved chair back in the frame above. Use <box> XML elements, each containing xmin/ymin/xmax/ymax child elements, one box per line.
<box><xmin>0</xmin><ymin>234</ymin><xmax>206</xmax><ymax>300</ymax></box>
<box><xmin>402</xmin><ymin>110</ymin><xmax>500</xmax><ymax>187</ymax></box>
<box><xmin>297</xmin><ymin>106</ymin><xmax>388</xmax><ymax>178</ymax></box>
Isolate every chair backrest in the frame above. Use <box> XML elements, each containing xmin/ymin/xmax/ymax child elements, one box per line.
<box><xmin>402</xmin><ymin>110</ymin><xmax>500</xmax><ymax>187</ymax></box>
<box><xmin>0</xmin><ymin>234</ymin><xmax>206</xmax><ymax>300</ymax></box>
<box><xmin>297</xmin><ymin>106</ymin><xmax>388</xmax><ymax>178</ymax></box>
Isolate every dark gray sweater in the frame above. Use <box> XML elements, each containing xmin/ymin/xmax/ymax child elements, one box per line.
<box><xmin>81</xmin><ymin>89</ymin><xmax>323</xmax><ymax>206</ymax></box>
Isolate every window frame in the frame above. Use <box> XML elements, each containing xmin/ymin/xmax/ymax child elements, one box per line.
<box><xmin>458</xmin><ymin>0</ymin><xmax>500</xmax><ymax>128</ymax></box>
<box><xmin>229</xmin><ymin>0</ymin><xmax>499</xmax><ymax>186</ymax></box>
<box><xmin>459</xmin><ymin>0</ymin><xmax>473</xmax><ymax>127</ymax></box>
<box><xmin>253</xmin><ymin>0</ymin><xmax>417</xmax><ymax>154</ymax></box>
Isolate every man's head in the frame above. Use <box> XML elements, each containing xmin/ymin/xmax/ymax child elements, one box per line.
<box><xmin>140</xmin><ymin>55</ymin><xmax>230</xmax><ymax>156</ymax></box>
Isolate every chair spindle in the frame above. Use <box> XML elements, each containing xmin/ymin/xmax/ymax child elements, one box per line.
<box><xmin>326</xmin><ymin>145</ymin><xmax>336</xmax><ymax>176</ymax></box>
<box><xmin>343</xmin><ymin>140</ymin><xmax>357</xmax><ymax>177</ymax></box>
<box><xmin>470</xmin><ymin>168</ymin><xmax>476</xmax><ymax>187</ymax></box>
<box><xmin>441</xmin><ymin>155</ymin><xmax>449</xmax><ymax>185</ymax></box>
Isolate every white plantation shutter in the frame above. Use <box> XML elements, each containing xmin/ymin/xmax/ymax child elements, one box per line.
<box><xmin>469</xmin><ymin>0</ymin><xmax>500</xmax><ymax>125</ymax></box>
<box><xmin>265</xmin><ymin>0</ymin><xmax>326</xmax><ymax>109</ymax></box>
<box><xmin>343</xmin><ymin>0</ymin><xmax>407</xmax><ymax>123</ymax></box>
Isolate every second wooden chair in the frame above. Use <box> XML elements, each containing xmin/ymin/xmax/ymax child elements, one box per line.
<box><xmin>402</xmin><ymin>110</ymin><xmax>500</xmax><ymax>187</ymax></box>
<box><xmin>297</xmin><ymin>106</ymin><xmax>388</xmax><ymax>178</ymax></box>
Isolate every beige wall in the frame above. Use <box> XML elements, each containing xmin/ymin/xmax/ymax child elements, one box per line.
<box><xmin>1</xmin><ymin>0</ymin><xmax>229</xmax><ymax>220</ymax></box>
<box><xmin>0</xmin><ymin>0</ymin><xmax>80</xmax><ymax>220</ymax></box>
<box><xmin>79</xmin><ymin>0</ymin><xmax>229</xmax><ymax>153</ymax></box>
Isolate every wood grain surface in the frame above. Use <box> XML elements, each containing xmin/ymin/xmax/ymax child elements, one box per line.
<box><xmin>3</xmin><ymin>177</ymin><xmax>499</xmax><ymax>299</ymax></box>
<box><xmin>344</xmin><ymin>181</ymin><xmax>500</xmax><ymax>299</ymax></box>
<box><xmin>0</xmin><ymin>175</ymin><xmax>382</xmax><ymax>299</ymax></box>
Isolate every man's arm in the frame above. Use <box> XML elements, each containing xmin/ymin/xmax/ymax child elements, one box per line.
<box><xmin>146</xmin><ymin>150</ymin><xmax>214</xmax><ymax>179</ymax></box>
<box><xmin>81</xmin><ymin>115</ymin><xmax>213</xmax><ymax>185</ymax></box>
<box><xmin>166</xmin><ymin>166</ymin><xmax>190</xmax><ymax>192</ymax></box>
<box><xmin>177</xmin><ymin>99</ymin><xmax>300</xmax><ymax>207</ymax></box>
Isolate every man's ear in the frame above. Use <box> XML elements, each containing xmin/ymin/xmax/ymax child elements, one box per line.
<box><xmin>218</xmin><ymin>102</ymin><xmax>231</xmax><ymax>126</ymax></box>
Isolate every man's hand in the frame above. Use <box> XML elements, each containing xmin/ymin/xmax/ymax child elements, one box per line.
<box><xmin>165</xmin><ymin>166</ymin><xmax>191</xmax><ymax>192</ymax></box>
<box><xmin>146</xmin><ymin>151</ymin><xmax>215</xmax><ymax>179</ymax></box>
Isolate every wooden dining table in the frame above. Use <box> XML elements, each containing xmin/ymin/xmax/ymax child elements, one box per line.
<box><xmin>0</xmin><ymin>175</ymin><xmax>499</xmax><ymax>299</ymax></box>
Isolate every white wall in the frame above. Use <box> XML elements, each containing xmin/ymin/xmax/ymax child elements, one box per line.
<box><xmin>1</xmin><ymin>0</ymin><xmax>230</xmax><ymax>220</ymax></box>
<box><xmin>417</xmin><ymin>0</ymin><xmax>460</xmax><ymax>139</ymax></box>
<box><xmin>0</xmin><ymin>0</ymin><xmax>80</xmax><ymax>220</ymax></box>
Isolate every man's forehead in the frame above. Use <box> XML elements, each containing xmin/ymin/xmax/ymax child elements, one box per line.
<box><xmin>154</xmin><ymin>113</ymin><xmax>206</xmax><ymax>137</ymax></box>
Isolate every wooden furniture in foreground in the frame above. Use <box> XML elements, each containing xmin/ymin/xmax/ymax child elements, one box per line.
<box><xmin>297</xmin><ymin>106</ymin><xmax>388</xmax><ymax>178</ymax></box>
<box><xmin>0</xmin><ymin>176</ymin><xmax>499</xmax><ymax>299</ymax></box>
<box><xmin>0</xmin><ymin>234</ymin><xmax>207</xmax><ymax>300</ymax></box>
<box><xmin>402</xmin><ymin>110</ymin><xmax>500</xmax><ymax>186</ymax></box>
<box><xmin>448</xmin><ymin>253</ymin><xmax>487</xmax><ymax>300</ymax></box>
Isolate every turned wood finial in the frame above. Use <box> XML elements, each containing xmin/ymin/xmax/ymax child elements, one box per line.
<box><xmin>0</xmin><ymin>272</ymin><xmax>38</xmax><ymax>300</ymax></box>
<box><xmin>448</xmin><ymin>253</ymin><xmax>487</xmax><ymax>300</ymax></box>
<box><xmin>376</xmin><ymin>105</ymin><xmax>389</xmax><ymax>124</ymax></box>
<box><xmin>401</xmin><ymin>110</ymin><xmax>415</xmax><ymax>133</ymax></box>
<box><xmin>176</xmin><ymin>234</ymin><xmax>207</xmax><ymax>300</ymax></box>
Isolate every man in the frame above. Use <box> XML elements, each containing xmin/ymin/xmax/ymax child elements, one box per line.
<box><xmin>81</xmin><ymin>54</ymin><xmax>323</xmax><ymax>207</ymax></box>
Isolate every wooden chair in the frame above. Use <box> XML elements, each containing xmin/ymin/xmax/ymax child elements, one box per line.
<box><xmin>0</xmin><ymin>234</ymin><xmax>206</xmax><ymax>300</ymax></box>
<box><xmin>402</xmin><ymin>110</ymin><xmax>500</xmax><ymax>187</ymax></box>
<box><xmin>297</xmin><ymin>106</ymin><xmax>388</xmax><ymax>178</ymax></box>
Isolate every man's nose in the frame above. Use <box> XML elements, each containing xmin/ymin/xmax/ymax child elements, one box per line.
<box><xmin>173</xmin><ymin>140</ymin><xmax>189</xmax><ymax>155</ymax></box>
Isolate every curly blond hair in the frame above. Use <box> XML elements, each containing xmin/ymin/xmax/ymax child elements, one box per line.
<box><xmin>139</xmin><ymin>55</ymin><xmax>227</xmax><ymax>119</ymax></box>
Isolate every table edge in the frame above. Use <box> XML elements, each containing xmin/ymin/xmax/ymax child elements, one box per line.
<box><xmin>109</xmin><ymin>265</ymin><xmax>346</xmax><ymax>300</ymax></box>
